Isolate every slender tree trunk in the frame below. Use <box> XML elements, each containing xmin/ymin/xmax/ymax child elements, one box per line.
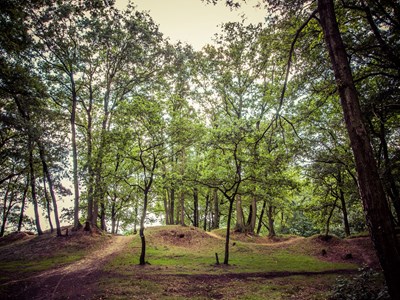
<box><xmin>193</xmin><ymin>188</ymin><xmax>199</xmax><ymax>227</ymax></box>
<box><xmin>180</xmin><ymin>191</ymin><xmax>185</xmax><ymax>226</ymax></box>
<box><xmin>43</xmin><ymin>175</ymin><xmax>54</xmax><ymax>233</ymax></box>
<box><xmin>134</xmin><ymin>201</ymin><xmax>138</xmax><ymax>235</ymax></box>
<box><xmin>325</xmin><ymin>201</ymin><xmax>337</xmax><ymax>237</ymax></box>
<box><xmin>170</xmin><ymin>188</ymin><xmax>175</xmax><ymax>225</ymax></box>
<box><xmin>212</xmin><ymin>188</ymin><xmax>219</xmax><ymax>229</ymax></box>
<box><xmin>257</xmin><ymin>199</ymin><xmax>267</xmax><ymax>235</ymax></box>
<box><xmin>70</xmin><ymin>73</ymin><xmax>81</xmax><ymax>230</ymax></box>
<box><xmin>85</xmin><ymin>83</ymin><xmax>94</xmax><ymax>229</ymax></box>
<box><xmin>267</xmin><ymin>206</ymin><xmax>276</xmax><ymax>238</ymax></box>
<box><xmin>38</xmin><ymin>144</ymin><xmax>61</xmax><ymax>236</ymax></box>
<box><xmin>100</xmin><ymin>202</ymin><xmax>106</xmax><ymax>231</ymax></box>
<box><xmin>17</xmin><ymin>176</ymin><xmax>29</xmax><ymax>232</ymax></box>
<box><xmin>111</xmin><ymin>200</ymin><xmax>116</xmax><ymax>234</ymax></box>
<box><xmin>28</xmin><ymin>141</ymin><xmax>42</xmax><ymax>235</ymax></box>
<box><xmin>0</xmin><ymin>180</ymin><xmax>12</xmax><ymax>237</ymax></box>
<box><xmin>318</xmin><ymin>1</ymin><xmax>400</xmax><ymax>297</ymax></box>
<box><xmin>339</xmin><ymin>188</ymin><xmax>350</xmax><ymax>237</ymax></box>
<box><xmin>139</xmin><ymin>190</ymin><xmax>149</xmax><ymax>265</ymax></box>
<box><xmin>249</xmin><ymin>196</ymin><xmax>257</xmax><ymax>233</ymax></box>
<box><xmin>235</xmin><ymin>194</ymin><xmax>245</xmax><ymax>232</ymax></box>
<box><xmin>224</xmin><ymin>199</ymin><xmax>235</xmax><ymax>265</ymax></box>
<box><xmin>163</xmin><ymin>188</ymin><xmax>169</xmax><ymax>225</ymax></box>
<box><xmin>203</xmin><ymin>193</ymin><xmax>210</xmax><ymax>231</ymax></box>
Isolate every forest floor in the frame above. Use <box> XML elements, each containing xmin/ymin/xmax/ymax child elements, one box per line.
<box><xmin>0</xmin><ymin>226</ymin><xmax>382</xmax><ymax>300</ymax></box>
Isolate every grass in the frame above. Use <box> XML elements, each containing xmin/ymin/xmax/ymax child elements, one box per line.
<box><xmin>107</xmin><ymin>226</ymin><xmax>356</xmax><ymax>276</ymax></box>
<box><xmin>100</xmin><ymin>226</ymin><xmax>360</xmax><ymax>299</ymax></box>
<box><xmin>0</xmin><ymin>251</ymin><xmax>85</xmax><ymax>273</ymax></box>
<box><xmin>1</xmin><ymin>225</ymin><xmax>369</xmax><ymax>299</ymax></box>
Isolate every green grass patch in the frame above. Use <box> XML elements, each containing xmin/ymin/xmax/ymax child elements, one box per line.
<box><xmin>106</xmin><ymin>227</ymin><xmax>356</xmax><ymax>276</ymax></box>
<box><xmin>0</xmin><ymin>251</ymin><xmax>85</xmax><ymax>273</ymax></box>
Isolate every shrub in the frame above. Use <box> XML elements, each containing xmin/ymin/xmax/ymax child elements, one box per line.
<box><xmin>330</xmin><ymin>267</ymin><xmax>390</xmax><ymax>300</ymax></box>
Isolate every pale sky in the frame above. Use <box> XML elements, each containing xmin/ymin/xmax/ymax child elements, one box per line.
<box><xmin>115</xmin><ymin>0</ymin><xmax>267</xmax><ymax>50</ymax></box>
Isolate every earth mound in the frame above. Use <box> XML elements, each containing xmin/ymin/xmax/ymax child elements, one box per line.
<box><xmin>150</xmin><ymin>226</ymin><xmax>213</xmax><ymax>247</ymax></box>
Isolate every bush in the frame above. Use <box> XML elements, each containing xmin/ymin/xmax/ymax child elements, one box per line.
<box><xmin>330</xmin><ymin>267</ymin><xmax>390</xmax><ymax>300</ymax></box>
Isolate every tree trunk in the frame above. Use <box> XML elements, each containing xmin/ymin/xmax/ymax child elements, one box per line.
<box><xmin>325</xmin><ymin>200</ymin><xmax>337</xmax><ymax>237</ymax></box>
<box><xmin>203</xmin><ymin>192</ymin><xmax>210</xmax><ymax>231</ymax></box>
<box><xmin>180</xmin><ymin>191</ymin><xmax>185</xmax><ymax>226</ymax></box>
<box><xmin>86</xmin><ymin>85</ymin><xmax>94</xmax><ymax>228</ymax></box>
<box><xmin>43</xmin><ymin>175</ymin><xmax>54</xmax><ymax>233</ymax></box>
<box><xmin>212</xmin><ymin>188</ymin><xmax>219</xmax><ymax>229</ymax></box>
<box><xmin>257</xmin><ymin>199</ymin><xmax>267</xmax><ymax>235</ymax></box>
<box><xmin>235</xmin><ymin>194</ymin><xmax>245</xmax><ymax>232</ymax></box>
<box><xmin>247</xmin><ymin>196</ymin><xmax>257</xmax><ymax>233</ymax></box>
<box><xmin>17</xmin><ymin>175</ymin><xmax>29</xmax><ymax>232</ymax></box>
<box><xmin>28</xmin><ymin>141</ymin><xmax>42</xmax><ymax>235</ymax></box>
<box><xmin>224</xmin><ymin>198</ymin><xmax>234</xmax><ymax>265</ymax></box>
<box><xmin>38</xmin><ymin>144</ymin><xmax>61</xmax><ymax>236</ymax></box>
<box><xmin>111</xmin><ymin>200</ymin><xmax>116</xmax><ymax>234</ymax></box>
<box><xmin>318</xmin><ymin>1</ymin><xmax>400</xmax><ymax>297</ymax></box>
<box><xmin>70</xmin><ymin>73</ymin><xmax>81</xmax><ymax>230</ymax></box>
<box><xmin>267</xmin><ymin>205</ymin><xmax>276</xmax><ymax>238</ymax></box>
<box><xmin>337</xmin><ymin>171</ymin><xmax>350</xmax><ymax>237</ymax></box>
<box><xmin>339</xmin><ymin>188</ymin><xmax>350</xmax><ymax>237</ymax></box>
<box><xmin>134</xmin><ymin>202</ymin><xmax>138</xmax><ymax>235</ymax></box>
<box><xmin>139</xmin><ymin>191</ymin><xmax>149</xmax><ymax>265</ymax></box>
<box><xmin>170</xmin><ymin>188</ymin><xmax>175</xmax><ymax>225</ymax></box>
<box><xmin>100</xmin><ymin>202</ymin><xmax>107</xmax><ymax>231</ymax></box>
<box><xmin>193</xmin><ymin>188</ymin><xmax>199</xmax><ymax>227</ymax></box>
<box><xmin>163</xmin><ymin>188</ymin><xmax>169</xmax><ymax>225</ymax></box>
<box><xmin>1</xmin><ymin>179</ymin><xmax>12</xmax><ymax>237</ymax></box>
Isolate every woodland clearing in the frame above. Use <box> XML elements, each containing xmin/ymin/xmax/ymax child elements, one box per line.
<box><xmin>0</xmin><ymin>226</ymin><xmax>380</xmax><ymax>299</ymax></box>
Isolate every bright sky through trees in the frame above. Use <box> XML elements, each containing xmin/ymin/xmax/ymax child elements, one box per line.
<box><xmin>115</xmin><ymin>0</ymin><xmax>267</xmax><ymax>50</ymax></box>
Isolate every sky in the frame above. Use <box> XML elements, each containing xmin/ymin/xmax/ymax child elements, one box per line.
<box><xmin>115</xmin><ymin>0</ymin><xmax>267</xmax><ymax>50</ymax></box>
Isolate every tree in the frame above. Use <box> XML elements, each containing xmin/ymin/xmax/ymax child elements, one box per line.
<box><xmin>318</xmin><ymin>1</ymin><xmax>400</xmax><ymax>295</ymax></box>
<box><xmin>206</xmin><ymin>1</ymin><xmax>400</xmax><ymax>296</ymax></box>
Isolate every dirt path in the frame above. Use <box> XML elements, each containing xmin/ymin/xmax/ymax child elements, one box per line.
<box><xmin>3</xmin><ymin>235</ymin><xmax>132</xmax><ymax>300</ymax></box>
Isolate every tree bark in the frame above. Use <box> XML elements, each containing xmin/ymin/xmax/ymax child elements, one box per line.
<box><xmin>248</xmin><ymin>196</ymin><xmax>257</xmax><ymax>233</ymax></box>
<box><xmin>224</xmin><ymin>199</ymin><xmax>234</xmax><ymax>265</ymax></box>
<box><xmin>235</xmin><ymin>194</ymin><xmax>245</xmax><ymax>232</ymax></box>
<box><xmin>163</xmin><ymin>188</ymin><xmax>169</xmax><ymax>225</ymax></box>
<box><xmin>212</xmin><ymin>188</ymin><xmax>219</xmax><ymax>229</ymax></box>
<box><xmin>203</xmin><ymin>192</ymin><xmax>210</xmax><ymax>231</ymax></box>
<box><xmin>39</xmin><ymin>144</ymin><xmax>61</xmax><ymax>236</ymax></box>
<box><xmin>170</xmin><ymin>188</ymin><xmax>175</xmax><ymax>225</ymax></box>
<box><xmin>1</xmin><ymin>179</ymin><xmax>12</xmax><ymax>237</ymax></box>
<box><xmin>28</xmin><ymin>140</ymin><xmax>42</xmax><ymax>235</ymax></box>
<box><xmin>17</xmin><ymin>175</ymin><xmax>29</xmax><ymax>232</ymax></box>
<box><xmin>140</xmin><ymin>190</ymin><xmax>149</xmax><ymax>265</ymax></box>
<box><xmin>70</xmin><ymin>72</ymin><xmax>81</xmax><ymax>230</ymax></box>
<box><xmin>43</xmin><ymin>175</ymin><xmax>54</xmax><ymax>233</ymax></box>
<box><xmin>100</xmin><ymin>202</ymin><xmax>107</xmax><ymax>231</ymax></box>
<box><xmin>180</xmin><ymin>191</ymin><xmax>185</xmax><ymax>226</ymax></box>
<box><xmin>193</xmin><ymin>188</ymin><xmax>199</xmax><ymax>227</ymax></box>
<box><xmin>339</xmin><ymin>188</ymin><xmax>350</xmax><ymax>237</ymax></box>
<box><xmin>257</xmin><ymin>199</ymin><xmax>267</xmax><ymax>235</ymax></box>
<box><xmin>267</xmin><ymin>205</ymin><xmax>276</xmax><ymax>238</ymax></box>
<box><xmin>318</xmin><ymin>0</ymin><xmax>400</xmax><ymax>297</ymax></box>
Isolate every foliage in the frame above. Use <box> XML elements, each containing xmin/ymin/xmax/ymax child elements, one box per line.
<box><xmin>330</xmin><ymin>268</ymin><xmax>390</xmax><ymax>300</ymax></box>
